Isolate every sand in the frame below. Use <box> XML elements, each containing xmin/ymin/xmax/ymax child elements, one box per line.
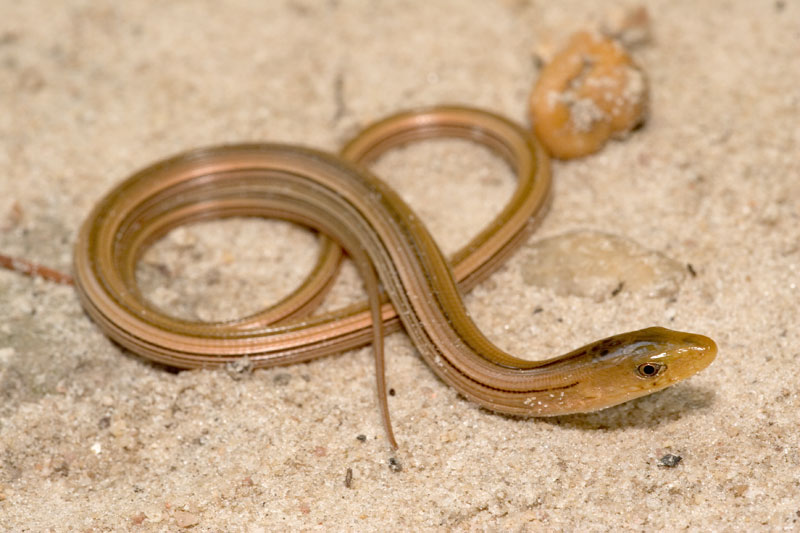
<box><xmin>1</xmin><ymin>0</ymin><xmax>799</xmax><ymax>530</ymax></box>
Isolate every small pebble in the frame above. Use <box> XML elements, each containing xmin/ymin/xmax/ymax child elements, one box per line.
<box><xmin>225</xmin><ymin>357</ymin><xmax>253</xmax><ymax>379</ymax></box>
<box><xmin>0</xmin><ymin>347</ymin><xmax>16</xmax><ymax>362</ymax></box>
<box><xmin>521</xmin><ymin>230</ymin><xmax>685</xmax><ymax>302</ymax></box>
<box><xmin>658</xmin><ymin>454</ymin><xmax>683</xmax><ymax>467</ymax></box>
<box><xmin>313</xmin><ymin>446</ymin><xmax>327</xmax><ymax>457</ymax></box>
<box><xmin>388</xmin><ymin>457</ymin><xmax>402</xmax><ymax>472</ymax></box>
<box><xmin>602</xmin><ymin>5</ymin><xmax>652</xmax><ymax>47</ymax></box>
<box><xmin>529</xmin><ymin>30</ymin><xmax>647</xmax><ymax>159</ymax></box>
<box><xmin>174</xmin><ymin>510</ymin><xmax>200</xmax><ymax>528</ymax></box>
<box><xmin>273</xmin><ymin>373</ymin><xmax>292</xmax><ymax>386</ymax></box>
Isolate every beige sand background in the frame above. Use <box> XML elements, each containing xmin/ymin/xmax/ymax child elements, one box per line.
<box><xmin>1</xmin><ymin>1</ymin><xmax>799</xmax><ymax>530</ymax></box>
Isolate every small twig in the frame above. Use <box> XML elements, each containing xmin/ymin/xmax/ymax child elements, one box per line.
<box><xmin>610</xmin><ymin>281</ymin><xmax>625</xmax><ymax>297</ymax></box>
<box><xmin>0</xmin><ymin>253</ymin><xmax>74</xmax><ymax>285</ymax></box>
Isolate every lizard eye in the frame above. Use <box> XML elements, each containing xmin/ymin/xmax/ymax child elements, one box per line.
<box><xmin>636</xmin><ymin>362</ymin><xmax>665</xmax><ymax>378</ymax></box>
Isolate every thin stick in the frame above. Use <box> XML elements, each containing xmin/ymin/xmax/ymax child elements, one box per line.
<box><xmin>0</xmin><ymin>253</ymin><xmax>74</xmax><ymax>285</ymax></box>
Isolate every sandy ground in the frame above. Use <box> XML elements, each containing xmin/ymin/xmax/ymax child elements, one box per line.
<box><xmin>1</xmin><ymin>1</ymin><xmax>799</xmax><ymax>530</ymax></box>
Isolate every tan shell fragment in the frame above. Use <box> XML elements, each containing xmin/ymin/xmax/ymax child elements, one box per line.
<box><xmin>529</xmin><ymin>31</ymin><xmax>648</xmax><ymax>159</ymax></box>
<box><xmin>521</xmin><ymin>230</ymin><xmax>685</xmax><ymax>302</ymax></box>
